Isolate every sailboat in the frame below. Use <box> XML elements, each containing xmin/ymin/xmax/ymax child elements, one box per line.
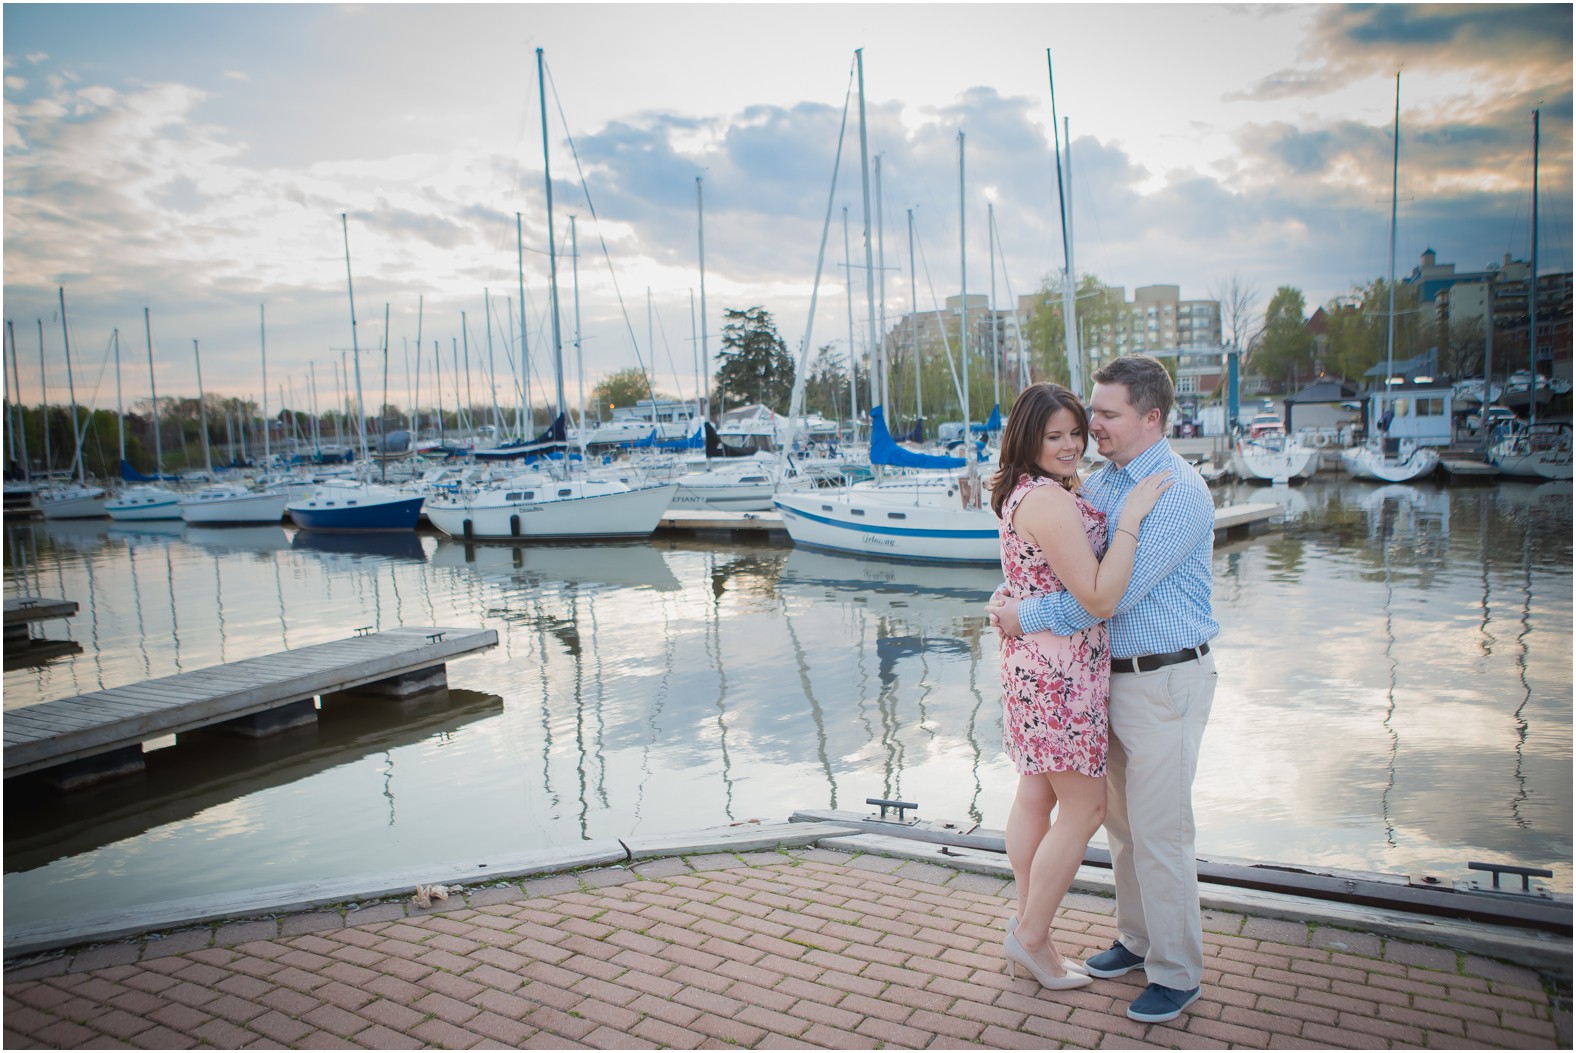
<box><xmin>1488</xmin><ymin>109</ymin><xmax>1571</xmax><ymax>480</ymax></box>
<box><xmin>38</xmin><ymin>289</ymin><xmax>109</xmax><ymax>519</ymax></box>
<box><xmin>776</xmin><ymin>55</ymin><xmax>998</xmax><ymax>564</ymax></box>
<box><xmin>1230</xmin><ymin>414</ymin><xmax>1319</xmax><ymax>484</ymax></box>
<box><xmin>178</xmin><ymin>337</ymin><xmax>290</xmax><ymax>525</ymax></box>
<box><xmin>107</xmin><ymin>310</ymin><xmax>183</xmax><ymax>520</ymax></box>
<box><xmin>424</xmin><ymin>49</ymin><xmax>676</xmax><ymax>542</ymax></box>
<box><xmin>287</xmin><ymin>224</ymin><xmax>425</xmax><ymax>532</ymax></box>
<box><xmin>1341</xmin><ymin>74</ymin><xmax>1440</xmax><ymax>484</ymax></box>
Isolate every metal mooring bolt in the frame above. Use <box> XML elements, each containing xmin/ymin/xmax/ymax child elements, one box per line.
<box><xmin>866</xmin><ymin>797</ymin><xmax>920</xmax><ymax>825</ymax></box>
<box><xmin>354</xmin><ymin>626</ymin><xmax>373</xmax><ymax>637</ymax></box>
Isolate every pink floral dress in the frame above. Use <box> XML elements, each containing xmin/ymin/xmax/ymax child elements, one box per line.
<box><xmin>999</xmin><ymin>474</ymin><xmax>1110</xmax><ymax>778</ymax></box>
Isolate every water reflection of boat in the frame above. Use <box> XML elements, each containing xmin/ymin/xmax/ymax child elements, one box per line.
<box><xmin>37</xmin><ymin>519</ymin><xmax>116</xmax><ymax>551</ymax></box>
<box><xmin>778</xmin><ymin>547</ymin><xmax>1000</xmax><ymax>608</ymax></box>
<box><xmin>431</xmin><ymin>539</ymin><xmax>682</xmax><ymax>592</ymax></box>
<box><xmin>106</xmin><ymin>519</ymin><xmax>188</xmax><ymax>541</ymax></box>
<box><xmin>181</xmin><ymin>525</ymin><xmax>292</xmax><ymax>555</ymax></box>
<box><xmin>291</xmin><ymin>529</ymin><xmax>429</xmax><ymax>563</ymax></box>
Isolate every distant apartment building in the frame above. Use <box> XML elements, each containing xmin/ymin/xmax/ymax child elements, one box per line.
<box><xmin>884</xmin><ymin>293</ymin><xmax>1026</xmax><ymax>382</ymax></box>
<box><xmin>1014</xmin><ymin>283</ymin><xmax>1222</xmax><ymax>390</ymax></box>
<box><xmin>1413</xmin><ymin>249</ymin><xmax>1573</xmax><ymax>380</ymax></box>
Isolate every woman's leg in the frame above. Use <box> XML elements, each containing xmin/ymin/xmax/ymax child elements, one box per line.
<box><xmin>1014</xmin><ymin>769</ymin><xmax>1107</xmax><ymax>970</ymax></box>
<box><xmin>1005</xmin><ymin>772</ymin><xmax>1056</xmax><ymax>923</ymax></box>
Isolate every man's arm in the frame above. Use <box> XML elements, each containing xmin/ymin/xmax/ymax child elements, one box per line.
<box><xmin>1104</xmin><ymin>481</ymin><xmax>1213</xmax><ymax>616</ymax></box>
<box><xmin>1032</xmin><ymin>478</ymin><xmax>1211</xmax><ymax>635</ymax></box>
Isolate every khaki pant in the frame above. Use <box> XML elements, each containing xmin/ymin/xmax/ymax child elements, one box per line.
<box><xmin>1104</xmin><ymin>652</ymin><xmax>1216</xmax><ymax>991</ymax></box>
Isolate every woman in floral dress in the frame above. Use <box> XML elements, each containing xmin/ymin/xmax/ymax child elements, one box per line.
<box><xmin>990</xmin><ymin>383</ymin><xmax>1171</xmax><ymax>989</ymax></box>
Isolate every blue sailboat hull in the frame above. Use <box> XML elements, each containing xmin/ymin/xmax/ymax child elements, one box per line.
<box><xmin>287</xmin><ymin>496</ymin><xmax>424</xmax><ymax>532</ymax></box>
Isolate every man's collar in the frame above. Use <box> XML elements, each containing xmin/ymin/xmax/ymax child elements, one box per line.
<box><xmin>1107</xmin><ymin>437</ymin><xmax>1172</xmax><ymax>478</ymax></box>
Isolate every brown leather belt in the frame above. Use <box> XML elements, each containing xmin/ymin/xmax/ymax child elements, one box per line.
<box><xmin>1111</xmin><ymin>642</ymin><xmax>1210</xmax><ymax>675</ymax></box>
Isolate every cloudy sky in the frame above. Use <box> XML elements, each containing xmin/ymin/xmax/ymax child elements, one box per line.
<box><xmin>4</xmin><ymin>3</ymin><xmax>1571</xmax><ymax>415</ymax></box>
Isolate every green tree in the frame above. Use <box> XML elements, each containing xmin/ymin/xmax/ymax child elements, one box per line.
<box><xmin>1021</xmin><ymin>273</ymin><xmax>1127</xmax><ymax>388</ymax></box>
<box><xmin>590</xmin><ymin>367</ymin><xmax>667</xmax><ymax>421</ymax></box>
<box><xmin>802</xmin><ymin>344</ymin><xmax>850</xmax><ymax>420</ymax></box>
<box><xmin>1252</xmin><ymin>286</ymin><xmax>1315</xmax><ymax>388</ymax></box>
<box><xmin>714</xmin><ymin>307</ymin><xmax>794</xmax><ymax>412</ymax></box>
<box><xmin>1324</xmin><ymin>278</ymin><xmax>1425</xmax><ymax>383</ymax></box>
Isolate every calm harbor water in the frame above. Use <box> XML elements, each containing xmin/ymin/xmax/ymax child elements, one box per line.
<box><xmin>4</xmin><ymin>476</ymin><xmax>1571</xmax><ymax>931</ymax></box>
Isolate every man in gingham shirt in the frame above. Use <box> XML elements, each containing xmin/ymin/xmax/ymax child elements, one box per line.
<box><xmin>989</xmin><ymin>354</ymin><xmax>1218</xmax><ymax>1025</ymax></box>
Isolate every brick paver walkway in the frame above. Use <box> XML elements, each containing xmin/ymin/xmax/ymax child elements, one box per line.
<box><xmin>3</xmin><ymin>847</ymin><xmax>1565</xmax><ymax>1049</ymax></box>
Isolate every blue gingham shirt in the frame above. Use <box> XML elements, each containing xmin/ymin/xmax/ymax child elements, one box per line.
<box><xmin>1018</xmin><ymin>438</ymin><xmax>1217</xmax><ymax>658</ymax></box>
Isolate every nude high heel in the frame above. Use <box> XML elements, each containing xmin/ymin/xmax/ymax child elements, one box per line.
<box><xmin>1006</xmin><ymin>915</ymin><xmax>1087</xmax><ymax>974</ymax></box>
<box><xmin>1003</xmin><ymin>931</ymin><xmax>1092</xmax><ymax>990</ymax></box>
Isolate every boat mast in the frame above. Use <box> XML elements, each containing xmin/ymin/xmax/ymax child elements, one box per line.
<box><xmin>57</xmin><ymin>287</ymin><xmax>86</xmax><ymax>485</ymax></box>
<box><xmin>909</xmin><ymin>207</ymin><xmax>921</xmax><ymax>435</ymax></box>
<box><xmin>537</xmin><ymin>47</ymin><xmax>567</xmax><ymax>426</ymax></box>
<box><xmin>696</xmin><ymin>178</ymin><xmax>710</xmax><ymax>422</ymax></box>
<box><xmin>484</xmin><ymin>291</ymin><xmax>502</xmax><ymax>435</ymax></box>
<box><xmin>875</xmin><ymin>152</ymin><xmax>888</xmax><ymax>412</ymax></box>
<box><xmin>1528</xmin><ymin>107</ymin><xmax>1539</xmax><ymax>430</ymax></box>
<box><xmin>959</xmin><ymin>130</ymin><xmax>975</xmax><ymax>488</ymax></box>
<box><xmin>988</xmin><ymin>202</ymin><xmax>1000</xmax><ymax>411</ymax></box>
<box><xmin>309</xmin><ymin>361</ymin><xmax>320</xmax><ymax>455</ymax></box>
<box><xmin>571</xmin><ymin>215</ymin><xmax>586</xmax><ymax>443</ymax></box>
<box><xmin>855</xmin><ymin>49</ymin><xmax>882</xmax><ymax>415</ymax></box>
<box><xmin>37</xmin><ymin>321</ymin><xmax>51</xmax><ymax>475</ymax></box>
<box><xmin>1384</xmin><ymin>72</ymin><xmax>1399</xmax><ymax>420</ymax></box>
<box><xmin>113</xmin><ymin>328</ymin><xmax>124</xmax><ymax>466</ymax></box>
<box><xmin>843</xmin><ymin>207</ymin><xmax>860</xmax><ymax>441</ymax></box>
<box><xmin>1047</xmin><ymin>51</ymin><xmax>1082</xmax><ymax>394</ymax></box>
<box><xmin>144</xmin><ymin>309</ymin><xmax>163</xmax><ymax>480</ymax></box>
<box><xmin>193</xmin><ymin>339</ymin><xmax>213</xmax><ymax>476</ymax></box>
<box><xmin>340</xmin><ymin>213</ymin><xmax>370</xmax><ymax>465</ymax></box>
<box><xmin>7</xmin><ymin>322</ymin><xmax>30</xmax><ymax>483</ymax></box>
<box><xmin>259</xmin><ymin>304</ymin><xmax>271</xmax><ymax>465</ymax></box>
<box><xmin>412</xmin><ymin>296</ymin><xmax>424</xmax><ymax>440</ymax></box>
<box><xmin>515</xmin><ymin>216</ymin><xmax>530</xmax><ymax>434</ymax></box>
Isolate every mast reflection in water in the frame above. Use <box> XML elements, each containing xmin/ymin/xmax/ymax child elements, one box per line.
<box><xmin>4</xmin><ymin>478</ymin><xmax>1571</xmax><ymax>930</ymax></box>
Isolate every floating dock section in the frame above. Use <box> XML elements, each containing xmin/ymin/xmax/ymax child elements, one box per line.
<box><xmin>3</xmin><ymin>625</ymin><xmax>497</xmax><ymax>789</ymax></box>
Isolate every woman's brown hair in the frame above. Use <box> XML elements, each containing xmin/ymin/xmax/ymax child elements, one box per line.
<box><xmin>989</xmin><ymin>383</ymin><xmax>1088</xmax><ymax>518</ymax></box>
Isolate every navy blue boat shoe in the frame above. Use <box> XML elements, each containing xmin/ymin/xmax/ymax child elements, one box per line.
<box><xmin>1126</xmin><ymin>983</ymin><xmax>1202</xmax><ymax>1023</ymax></box>
<box><xmin>1082</xmin><ymin>940</ymin><xmax>1145</xmax><ymax>978</ymax></box>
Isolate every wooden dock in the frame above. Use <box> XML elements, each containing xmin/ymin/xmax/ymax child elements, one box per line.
<box><xmin>658</xmin><ymin>504</ymin><xmax>1282</xmax><ymax>540</ymax></box>
<box><xmin>1440</xmin><ymin>457</ymin><xmax>1501</xmax><ymax>483</ymax></box>
<box><xmin>3</xmin><ymin>596</ymin><xmax>79</xmax><ymax>625</ymax></box>
<box><xmin>3</xmin><ymin>626</ymin><xmax>497</xmax><ymax>787</ymax></box>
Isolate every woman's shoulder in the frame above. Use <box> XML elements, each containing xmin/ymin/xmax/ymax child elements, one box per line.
<box><xmin>1016</xmin><ymin>476</ymin><xmax>1076</xmax><ymax>512</ymax></box>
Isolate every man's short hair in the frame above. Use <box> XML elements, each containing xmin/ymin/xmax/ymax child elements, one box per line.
<box><xmin>1092</xmin><ymin>355</ymin><xmax>1174</xmax><ymax>423</ymax></box>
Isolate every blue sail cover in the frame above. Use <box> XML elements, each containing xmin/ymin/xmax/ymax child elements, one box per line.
<box><xmin>473</xmin><ymin>413</ymin><xmax>570</xmax><ymax>461</ymax></box>
<box><xmin>969</xmin><ymin>405</ymin><xmax>1003</xmax><ymax>434</ymax></box>
<box><xmin>869</xmin><ymin>406</ymin><xmax>965</xmax><ymax>469</ymax></box>
<box><xmin>893</xmin><ymin>418</ymin><xmax>924</xmax><ymax>443</ymax></box>
<box><xmin>119</xmin><ymin>459</ymin><xmax>180</xmax><ymax>482</ymax></box>
<box><xmin>656</xmin><ymin>421</ymin><xmax>706</xmax><ymax>451</ymax></box>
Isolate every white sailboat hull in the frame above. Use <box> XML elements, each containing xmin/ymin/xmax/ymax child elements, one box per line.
<box><xmin>1339</xmin><ymin>442</ymin><xmax>1440</xmax><ymax>483</ymax></box>
<box><xmin>105</xmin><ymin>486</ymin><xmax>183</xmax><ymax>521</ymax></box>
<box><xmin>425</xmin><ymin>482</ymin><xmax>678</xmax><ymax>540</ymax></box>
<box><xmin>1487</xmin><ymin>424</ymin><xmax>1573</xmax><ymax>479</ymax></box>
<box><xmin>670</xmin><ymin>479</ymin><xmax>777</xmax><ymax>511</ymax></box>
<box><xmin>180</xmin><ymin>486</ymin><xmax>291</xmax><ymax>524</ymax></box>
<box><xmin>39</xmin><ymin>486</ymin><xmax>108</xmax><ymax>520</ymax></box>
<box><xmin>773</xmin><ymin>489</ymin><xmax>1001</xmax><ymax>564</ymax></box>
<box><xmin>1230</xmin><ymin>439</ymin><xmax>1319</xmax><ymax>483</ymax></box>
